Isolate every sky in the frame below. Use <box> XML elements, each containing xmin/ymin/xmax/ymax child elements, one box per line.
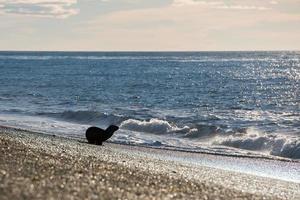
<box><xmin>0</xmin><ymin>0</ymin><xmax>299</xmax><ymax>51</ymax></box>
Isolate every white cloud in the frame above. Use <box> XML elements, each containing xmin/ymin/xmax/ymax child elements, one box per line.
<box><xmin>218</xmin><ymin>5</ymin><xmax>269</xmax><ymax>11</ymax></box>
<box><xmin>77</xmin><ymin>0</ymin><xmax>300</xmax><ymax>51</ymax></box>
<box><xmin>172</xmin><ymin>0</ymin><xmax>222</xmax><ymax>7</ymax></box>
<box><xmin>172</xmin><ymin>0</ymin><xmax>272</xmax><ymax>10</ymax></box>
<box><xmin>0</xmin><ymin>0</ymin><xmax>79</xmax><ymax>18</ymax></box>
<box><xmin>269</xmin><ymin>1</ymin><xmax>278</xmax><ymax>5</ymax></box>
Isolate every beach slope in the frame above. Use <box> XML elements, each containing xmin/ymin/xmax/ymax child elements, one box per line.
<box><xmin>0</xmin><ymin>126</ymin><xmax>299</xmax><ymax>199</ymax></box>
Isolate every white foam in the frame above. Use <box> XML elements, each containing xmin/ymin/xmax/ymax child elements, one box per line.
<box><xmin>120</xmin><ymin>118</ymin><xmax>191</xmax><ymax>134</ymax></box>
<box><xmin>0</xmin><ymin>114</ymin><xmax>88</xmax><ymax>138</ymax></box>
<box><xmin>214</xmin><ymin>128</ymin><xmax>300</xmax><ymax>159</ymax></box>
<box><xmin>1</xmin><ymin>113</ymin><xmax>299</xmax><ymax>160</ymax></box>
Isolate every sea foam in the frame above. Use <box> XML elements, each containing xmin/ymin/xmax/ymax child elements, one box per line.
<box><xmin>120</xmin><ymin>118</ymin><xmax>191</xmax><ymax>134</ymax></box>
<box><xmin>121</xmin><ymin>118</ymin><xmax>300</xmax><ymax>159</ymax></box>
<box><xmin>214</xmin><ymin>128</ymin><xmax>300</xmax><ymax>159</ymax></box>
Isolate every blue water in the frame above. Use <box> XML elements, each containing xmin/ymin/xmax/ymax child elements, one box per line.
<box><xmin>0</xmin><ymin>51</ymin><xmax>299</xmax><ymax>159</ymax></box>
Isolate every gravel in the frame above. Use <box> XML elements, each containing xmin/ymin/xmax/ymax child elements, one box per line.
<box><xmin>1</xmin><ymin>126</ymin><xmax>299</xmax><ymax>199</ymax></box>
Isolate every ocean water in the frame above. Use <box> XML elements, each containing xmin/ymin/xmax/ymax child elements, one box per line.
<box><xmin>0</xmin><ymin>51</ymin><xmax>299</xmax><ymax>160</ymax></box>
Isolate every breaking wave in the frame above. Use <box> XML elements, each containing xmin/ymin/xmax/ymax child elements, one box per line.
<box><xmin>120</xmin><ymin>118</ymin><xmax>223</xmax><ymax>138</ymax></box>
<box><xmin>4</xmin><ymin>109</ymin><xmax>299</xmax><ymax>160</ymax></box>
<box><xmin>37</xmin><ymin>110</ymin><xmax>126</xmax><ymax>126</ymax></box>
<box><xmin>120</xmin><ymin>118</ymin><xmax>299</xmax><ymax>159</ymax></box>
<box><xmin>120</xmin><ymin>118</ymin><xmax>192</xmax><ymax>134</ymax></box>
<box><xmin>214</xmin><ymin>128</ymin><xmax>300</xmax><ymax>159</ymax></box>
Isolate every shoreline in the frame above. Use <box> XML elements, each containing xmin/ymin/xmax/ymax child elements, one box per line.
<box><xmin>1</xmin><ymin>126</ymin><xmax>299</xmax><ymax>199</ymax></box>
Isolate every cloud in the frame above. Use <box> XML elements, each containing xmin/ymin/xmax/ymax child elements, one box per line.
<box><xmin>172</xmin><ymin>0</ymin><xmax>222</xmax><ymax>7</ymax></box>
<box><xmin>0</xmin><ymin>0</ymin><xmax>79</xmax><ymax>18</ymax></box>
<box><xmin>269</xmin><ymin>1</ymin><xmax>278</xmax><ymax>5</ymax></box>
<box><xmin>217</xmin><ymin>5</ymin><xmax>269</xmax><ymax>11</ymax></box>
<box><xmin>77</xmin><ymin>0</ymin><xmax>300</xmax><ymax>51</ymax></box>
<box><xmin>172</xmin><ymin>0</ymin><xmax>272</xmax><ymax>10</ymax></box>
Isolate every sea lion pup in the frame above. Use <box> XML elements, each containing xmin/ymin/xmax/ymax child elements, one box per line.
<box><xmin>86</xmin><ymin>125</ymin><xmax>119</xmax><ymax>145</ymax></box>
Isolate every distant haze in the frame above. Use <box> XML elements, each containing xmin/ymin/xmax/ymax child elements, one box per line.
<box><xmin>0</xmin><ymin>0</ymin><xmax>299</xmax><ymax>51</ymax></box>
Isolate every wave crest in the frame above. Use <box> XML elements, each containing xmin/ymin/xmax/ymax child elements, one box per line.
<box><xmin>214</xmin><ymin>128</ymin><xmax>300</xmax><ymax>159</ymax></box>
<box><xmin>120</xmin><ymin>118</ymin><xmax>191</xmax><ymax>134</ymax></box>
<box><xmin>37</xmin><ymin>110</ymin><xmax>125</xmax><ymax>125</ymax></box>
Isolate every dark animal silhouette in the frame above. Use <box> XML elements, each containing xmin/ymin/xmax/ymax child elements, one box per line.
<box><xmin>86</xmin><ymin>125</ymin><xmax>119</xmax><ymax>145</ymax></box>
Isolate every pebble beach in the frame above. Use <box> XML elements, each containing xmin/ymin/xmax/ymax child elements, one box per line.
<box><xmin>0</xmin><ymin>126</ymin><xmax>299</xmax><ymax>200</ymax></box>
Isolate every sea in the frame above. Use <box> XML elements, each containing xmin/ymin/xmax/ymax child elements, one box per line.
<box><xmin>0</xmin><ymin>51</ymin><xmax>299</xmax><ymax>160</ymax></box>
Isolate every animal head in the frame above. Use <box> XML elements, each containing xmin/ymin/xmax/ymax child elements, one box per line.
<box><xmin>106</xmin><ymin>125</ymin><xmax>119</xmax><ymax>133</ymax></box>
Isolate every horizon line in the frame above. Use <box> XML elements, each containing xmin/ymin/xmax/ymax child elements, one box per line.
<box><xmin>0</xmin><ymin>50</ymin><xmax>299</xmax><ymax>53</ymax></box>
